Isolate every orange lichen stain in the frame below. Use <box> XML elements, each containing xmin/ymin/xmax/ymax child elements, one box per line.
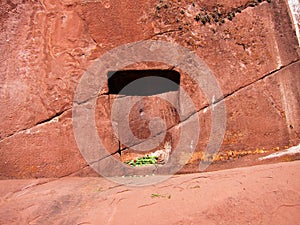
<box><xmin>223</xmin><ymin>131</ymin><xmax>243</xmax><ymax>145</ymax></box>
<box><xmin>282</xmin><ymin>156</ymin><xmax>294</xmax><ymax>162</ymax></box>
<box><xmin>185</xmin><ymin>151</ymin><xmax>204</xmax><ymax>163</ymax></box>
<box><xmin>23</xmin><ymin>165</ymin><xmax>39</xmax><ymax>177</ymax></box>
<box><xmin>186</xmin><ymin>147</ymin><xmax>287</xmax><ymax>164</ymax></box>
<box><xmin>280</xmin><ymin>111</ymin><xmax>286</xmax><ymax>118</ymax></box>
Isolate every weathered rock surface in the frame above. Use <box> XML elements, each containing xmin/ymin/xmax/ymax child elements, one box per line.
<box><xmin>0</xmin><ymin>161</ymin><xmax>300</xmax><ymax>224</ymax></box>
<box><xmin>0</xmin><ymin>110</ymin><xmax>86</xmax><ymax>179</ymax></box>
<box><xmin>0</xmin><ymin>0</ymin><xmax>299</xmax><ymax>178</ymax></box>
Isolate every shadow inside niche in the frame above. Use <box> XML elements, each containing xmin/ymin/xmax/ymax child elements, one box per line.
<box><xmin>107</xmin><ymin>70</ymin><xmax>180</xmax><ymax>96</ymax></box>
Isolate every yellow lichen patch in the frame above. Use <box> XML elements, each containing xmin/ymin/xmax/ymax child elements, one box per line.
<box><xmin>282</xmin><ymin>156</ymin><xmax>294</xmax><ymax>162</ymax></box>
<box><xmin>222</xmin><ymin>131</ymin><xmax>243</xmax><ymax>145</ymax></box>
<box><xmin>179</xmin><ymin>151</ymin><xmax>204</xmax><ymax>164</ymax></box>
<box><xmin>186</xmin><ymin>146</ymin><xmax>288</xmax><ymax>164</ymax></box>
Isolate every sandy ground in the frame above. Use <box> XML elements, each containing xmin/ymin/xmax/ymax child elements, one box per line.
<box><xmin>0</xmin><ymin>160</ymin><xmax>300</xmax><ymax>225</ymax></box>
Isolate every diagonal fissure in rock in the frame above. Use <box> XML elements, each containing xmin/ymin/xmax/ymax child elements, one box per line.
<box><xmin>218</xmin><ymin>59</ymin><xmax>300</xmax><ymax>105</ymax></box>
<box><xmin>1</xmin><ymin>108</ymin><xmax>72</xmax><ymax>142</ymax></box>
<box><xmin>96</xmin><ymin>59</ymin><xmax>300</xmax><ymax>160</ymax></box>
<box><xmin>62</xmin><ymin>59</ymin><xmax>300</xmax><ymax>175</ymax></box>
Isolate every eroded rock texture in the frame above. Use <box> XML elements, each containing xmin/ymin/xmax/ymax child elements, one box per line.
<box><xmin>0</xmin><ymin>0</ymin><xmax>299</xmax><ymax>178</ymax></box>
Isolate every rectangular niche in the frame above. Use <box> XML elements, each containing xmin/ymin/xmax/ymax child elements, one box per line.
<box><xmin>106</xmin><ymin>69</ymin><xmax>182</xmax><ymax>159</ymax></box>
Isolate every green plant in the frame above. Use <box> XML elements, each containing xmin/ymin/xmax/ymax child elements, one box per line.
<box><xmin>151</xmin><ymin>193</ymin><xmax>162</xmax><ymax>198</ymax></box>
<box><xmin>190</xmin><ymin>185</ymin><xmax>201</xmax><ymax>189</ymax></box>
<box><xmin>151</xmin><ymin>193</ymin><xmax>171</xmax><ymax>199</ymax></box>
<box><xmin>126</xmin><ymin>155</ymin><xmax>158</xmax><ymax>167</ymax></box>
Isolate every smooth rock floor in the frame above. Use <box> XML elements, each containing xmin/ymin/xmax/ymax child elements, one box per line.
<box><xmin>0</xmin><ymin>161</ymin><xmax>300</xmax><ymax>225</ymax></box>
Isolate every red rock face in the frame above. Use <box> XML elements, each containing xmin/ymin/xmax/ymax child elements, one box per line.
<box><xmin>0</xmin><ymin>0</ymin><xmax>299</xmax><ymax>178</ymax></box>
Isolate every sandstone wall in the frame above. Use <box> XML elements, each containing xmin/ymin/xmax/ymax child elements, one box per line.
<box><xmin>0</xmin><ymin>0</ymin><xmax>299</xmax><ymax>178</ymax></box>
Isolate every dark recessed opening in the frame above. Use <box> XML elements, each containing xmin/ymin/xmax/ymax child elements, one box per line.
<box><xmin>107</xmin><ymin>70</ymin><xmax>180</xmax><ymax>96</ymax></box>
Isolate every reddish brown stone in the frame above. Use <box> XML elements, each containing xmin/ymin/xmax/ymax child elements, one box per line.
<box><xmin>95</xmin><ymin>95</ymin><xmax>119</xmax><ymax>154</ymax></box>
<box><xmin>0</xmin><ymin>0</ymin><xmax>299</xmax><ymax>178</ymax></box>
<box><xmin>181</xmin><ymin>61</ymin><xmax>300</xmax><ymax>172</ymax></box>
<box><xmin>0</xmin><ymin>111</ymin><xmax>86</xmax><ymax>179</ymax></box>
<box><xmin>263</xmin><ymin>61</ymin><xmax>300</xmax><ymax>146</ymax></box>
<box><xmin>0</xmin><ymin>1</ymin><xmax>94</xmax><ymax>139</ymax></box>
<box><xmin>151</xmin><ymin>0</ymin><xmax>299</xmax><ymax>95</ymax></box>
